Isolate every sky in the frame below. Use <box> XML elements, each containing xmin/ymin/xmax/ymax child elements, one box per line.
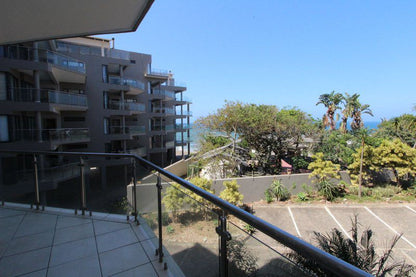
<box><xmin>97</xmin><ymin>0</ymin><xmax>416</xmax><ymax>123</ymax></box>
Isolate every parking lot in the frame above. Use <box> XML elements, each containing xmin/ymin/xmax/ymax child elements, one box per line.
<box><xmin>252</xmin><ymin>203</ymin><xmax>416</xmax><ymax>266</ymax></box>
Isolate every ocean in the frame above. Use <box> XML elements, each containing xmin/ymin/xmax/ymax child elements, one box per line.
<box><xmin>186</xmin><ymin>121</ymin><xmax>381</xmax><ymax>152</ymax></box>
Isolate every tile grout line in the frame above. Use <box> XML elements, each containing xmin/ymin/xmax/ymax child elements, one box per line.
<box><xmin>0</xmin><ymin>210</ymin><xmax>27</xmax><ymax>264</ymax></box>
<box><xmin>287</xmin><ymin>207</ymin><xmax>302</xmax><ymax>237</ymax></box>
<box><xmin>129</xmin><ymin>223</ymin><xmax>161</xmax><ymax>277</ymax></box>
<box><xmin>324</xmin><ymin>206</ymin><xmax>351</xmax><ymax>240</ymax></box>
<box><xmin>364</xmin><ymin>206</ymin><xmax>416</xmax><ymax>249</ymax></box>
<box><xmin>45</xmin><ymin>214</ymin><xmax>59</xmax><ymax>277</ymax></box>
<box><xmin>91</xmin><ymin>219</ymin><xmax>104</xmax><ymax>277</ymax></box>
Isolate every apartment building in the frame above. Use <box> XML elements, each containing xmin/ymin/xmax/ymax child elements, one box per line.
<box><xmin>0</xmin><ymin>37</ymin><xmax>191</xmax><ymax>197</ymax></box>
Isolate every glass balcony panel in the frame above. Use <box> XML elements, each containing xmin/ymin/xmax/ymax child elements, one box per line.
<box><xmin>109</xmin><ymin>76</ymin><xmax>122</xmax><ymax>85</ymax></box>
<box><xmin>1</xmin><ymin>88</ymin><xmax>87</xmax><ymax>106</ymax></box>
<box><xmin>123</xmin><ymin>79</ymin><xmax>145</xmax><ymax>90</ymax></box>
<box><xmin>125</xmin><ymin>102</ymin><xmax>145</xmax><ymax>112</ymax></box>
<box><xmin>126</xmin><ymin>125</ymin><xmax>145</xmax><ymax>135</ymax></box>
<box><xmin>165</xmin><ymin>141</ymin><xmax>175</xmax><ymax>148</ymax></box>
<box><xmin>227</xmin><ymin>220</ymin><xmax>310</xmax><ymax>276</ymax></box>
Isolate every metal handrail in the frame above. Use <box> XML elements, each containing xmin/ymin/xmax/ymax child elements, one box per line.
<box><xmin>0</xmin><ymin>149</ymin><xmax>370</xmax><ymax>277</ymax></box>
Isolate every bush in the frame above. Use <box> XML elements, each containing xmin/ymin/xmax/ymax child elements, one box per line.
<box><xmin>288</xmin><ymin>215</ymin><xmax>415</xmax><ymax>276</ymax></box>
<box><xmin>318</xmin><ymin>180</ymin><xmax>343</xmax><ymax>201</ymax></box>
<box><xmin>244</xmin><ymin>224</ymin><xmax>256</xmax><ymax>235</ymax></box>
<box><xmin>297</xmin><ymin>192</ymin><xmax>309</xmax><ymax>202</ymax></box>
<box><xmin>219</xmin><ymin>180</ymin><xmax>244</xmax><ymax>205</ymax></box>
<box><xmin>166</xmin><ymin>225</ymin><xmax>175</xmax><ymax>234</ymax></box>
<box><xmin>270</xmin><ymin>180</ymin><xmax>290</xmax><ymax>201</ymax></box>
<box><xmin>372</xmin><ymin>185</ymin><xmax>402</xmax><ymax>198</ymax></box>
<box><xmin>264</xmin><ymin>189</ymin><xmax>274</xmax><ymax>203</ymax></box>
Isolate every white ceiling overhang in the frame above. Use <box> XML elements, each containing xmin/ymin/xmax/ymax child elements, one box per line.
<box><xmin>0</xmin><ymin>0</ymin><xmax>154</xmax><ymax>45</ymax></box>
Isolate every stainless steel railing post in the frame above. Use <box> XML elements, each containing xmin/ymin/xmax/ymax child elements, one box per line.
<box><xmin>132</xmin><ymin>159</ymin><xmax>138</xmax><ymax>224</ymax></box>
<box><xmin>217</xmin><ymin>211</ymin><xmax>231</xmax><ymax>277</ymax></box>
<box><xmin>156</xmin><ymin>174</ymin><xmax>164</xmax><ymax>263</ymax></box>
<box><xmin>79</xmin><ymin>157</ymin><xmax>86</xmax><ymax>215</ymax></box>
<box><xmin>33</xmin><ymin>154</ymin><xmax>40</xmax><ymax>210</ymax></box>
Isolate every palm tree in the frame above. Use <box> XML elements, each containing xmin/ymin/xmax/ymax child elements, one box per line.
<box><xmin>340</xmin><ymin>93</ymin><xmax>359</xmax><ymax>133</ymax></box>
<box><xmin>351</xmin><ymin>101</ymin><xmax>373</xmax><ymax>131</ymax></box>
<box><xmin>316</xmin><ymin>91</ymin><xmax>343</xmax><ymax>131</ymax></box>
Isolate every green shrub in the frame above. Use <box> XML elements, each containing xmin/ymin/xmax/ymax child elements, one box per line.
<box><xmin>318</xmin><ymin>180</ymin><xmax>342</xmax><ymax>201</ymax></box>
<box><xmin>297</xmin><ymin>192</ymin><xmax>309</xmax><ymax>202</ymax></box>
<box><xmin>264</xmin><ymin>189</ymin><xmax>274</xmax><ymax>203</ymax></box>
<box><xmin>372</xmin><ymin>185</ymin><xmax>402</xmax><ymax>198</ymax></box>
<box><xmin>166</xmin><ymin>225</ymin><xmax>175</xmax><ymax>234</ymax></box>
<box><xmin>270</xmin><ymin>180</ymin><xmax>290</xmax><ymax>201</ymax></box>
<box><xmin>301</xmin><ymin>183</ymin><xmax>313</xmax><ymax>196</ymax></box>
<box><xmin>219</xmin><ymin>180</ymin><xmax>244</xmax><ymax>205</ymax></box>
<box><xmin>161</xmin><ymin>212</ymin><xmax>170</xmax><ymax>226</ymax></box>
<box><xmin>244</xmin><ymin>224</ymin><xmax>256</xmax><ymax>235</ymax></box>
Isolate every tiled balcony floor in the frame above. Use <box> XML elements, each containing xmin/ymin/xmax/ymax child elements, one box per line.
<box><xmin>0</xmin><ymin>203</ymin><xmax>183</xmax><ymax>277</ymax></box>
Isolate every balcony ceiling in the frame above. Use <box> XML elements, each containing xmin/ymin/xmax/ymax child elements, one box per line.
<box><xmin>0</xmin><ymin>0</ymin><xmax>154</xmax><ymax>45</ymax></box>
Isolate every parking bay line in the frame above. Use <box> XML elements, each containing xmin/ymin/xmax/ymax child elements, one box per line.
<box><xmin>406</xmin><ymin>205</ymin><xmax>416</xmax><ymax>214</ymax></box>
<box><xmin>287</xmin><ymin>207</ymin><xmax>302</xmax><ymax>237</ymax></box>
<box><xmin>324</xmin><ymin>206</ymin><xmax>351</xmax><ymax>240</ymax></box>
<box><xmin>364</xmin><ymin>206</ymin><xmax>416</xmax><ymax>249</ymax></box>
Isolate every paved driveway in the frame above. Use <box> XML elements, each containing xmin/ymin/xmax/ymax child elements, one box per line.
<box><xmin>252</xmin><ymin>203</ymin><xmax>416</xmax><ymax>266</ymax></box>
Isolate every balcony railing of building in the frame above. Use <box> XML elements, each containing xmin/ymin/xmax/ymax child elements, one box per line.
<box><xmin>147</xmin><ymin>68</ymin><xmax>169</xmax><ymax>77</ymax></box>
<box><xmin>107</xmin><ymin>101</ymin><xmax>145</xmax><ymax>112</ymax></box>
<box><xmin>150</xmin><ymin>124</ymin><xmax>174</xmax><ymax>132</ymax></box>
<box><xmin>13</xmin><ymin>128</ymin><xmax>89</xmax><ymax>143</ymax></box>
<box><xmin>151</xmin><ymin>107</ymin><xmax>175</xmax><ymax>115</ymax></box>
<box><xmin>108</xmin><ymin>76</ymin><xmax>145</xmax><ymax>90</ymax></box>
<box><xmin>175</xmin><ymin>123</ymin><xmax>191</xmax><ymax>130</ymax></box>
<box><xmin>1</xmin><ymin>45</ymin><xmax>86</xmax><ymax>74</ymax></box>
<box><xmin>127</xmin><ymin>147</ymin><xmax>146</xmax><ymax>156</ymax></box>
<box><xmin>109</xmin><ymin>126</ymin><xmax>145</xmax><ymax>136</ymax></box>
<box><xmin>175</xmin><ymin>138</ymin><xmax>191</xmax><ymax>145</ymax></box>
<box><xmin>152</xmin><ymin>89</ymin><xmax>175</xmax><ymax>99</ymax></box>
<box><xmin>174</xmin><ymin>95</ymin><xmax>191</xmax><ymax>102</ymax></box>
<box><xmin>0</xmin><ymin>88</ymin><xmax>88</xmax><ymax>107</ymax></box>
<box><xmin>0</xmin><ymin>150</ymin><xmax>370</xmax><ymax>277</ymax></box>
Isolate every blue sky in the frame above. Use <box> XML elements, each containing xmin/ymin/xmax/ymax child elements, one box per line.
<box><xmin>98</xmin><ymin>0</ymin><xmax>416</xmax><ymax>122</ymax></box>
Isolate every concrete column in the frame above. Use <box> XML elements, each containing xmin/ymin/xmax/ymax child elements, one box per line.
<box><xmin>34</xmin><ymin>71</ymin><xmax>40</xmax><ymax>103</ymax></box>
<box><xmin>33</xmin><ymin>42</ymin><xmax>39</xmax><ymax>62</ymax></box>
<box><xmin>122</xmin><ymin>116</ymin><xmax>126</xmax><ymax>134</ymax></box>
<box><xmin>120</xmin><ymin>91</ymin><xmax>125</xmax><ymax>110</ymax></box>
<box><xmin>181</xmin><ymin>104</ymin><xmax>184</xmax><ymax>159</ymax></box>
<box><xmin>187</xmin><ymin>103</ymin><xmax>191</xmax><ymax>156</ymax></box>
<box><xmin>36</xmin><ymin>112</ymin><xmax>42</xmax><ymax>142</ymax></box>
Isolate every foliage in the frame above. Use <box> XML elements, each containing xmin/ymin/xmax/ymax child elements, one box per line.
<box><xmin>196</xmin><ymin>100</ymin><xmax>244</xmax><ymax>155</ymax></box>
<box><xmin>316</xmin><ymin>91</ymin><xmax>343</xmax><ymax>130</ymax></box>
<box><xmin>219</xmin><ymin>179</ymin><xmax>243</xmax><ymax>205</ymax></box>
<box><xmin>297</xmin><ymin>192</ymin><xmax>309</xmax><ymax>201</ymax></box>
<box><xmin>162</xmin><ymin>183</ymin><xmax>186</xmax><ymax>221</ymax></box>
<box><xmin>288</xmin><ymin>215</ymin><xmax>415</xmax><ymax>276</ymax></box>
<box><xmin>376</xmin><ymin>114</ymin><xmax>416</xmax><ymax>148</ymax></box>
<box><xmin>198</xmin><ymin>133</ymin><xmax>231</xmax><ymax>153</ymax></box>
<box><xmin>269</xmin><ymin>179</ymin><xmax>290</xmax><ymax>201</ymax></box>
<box><xmin>291</xmin><ymin>155</ymin><xmax>310</xmax><ymax>171</ymax></box>
<box><xmin>371</xmin><ymin>139</ymin><xmax>416</xmax><ymax>187</ymax></box>
<box><xmin>308</xmin><ymin>152</ymin><xmax>340</xmax><ymax>183</ymax></box>
<box><xmin>317</xmin><ymin>180</ymin><xmax>343</xmax><ymax>201</ymax></box>
<box><xmin>243</xmin><ymin>224</ymin><xmax>256</xmax><ymax>235</ymax></box>
<box><xmin>166</xmin><ymin>225</ymin><xmax>175</xmax><ymax>234</ymax></box>
<box><xmin>348</xmin><ymin>143</ymin><xmax>377</xmax><ymax>186</ymax></box>
<box><xmin>187</xmin><ymin>177</ymin><xmax>215</xmax><ymax>212</ymax></box>
<box><xmin>264</xmin><ymin>189</ymin><xmax>274</xmax><ymax>203</ymax></box>
<box><xmin>227</xmin><ymin>239</ymin><xmax>258</xmax><ymax>276</ymax></box>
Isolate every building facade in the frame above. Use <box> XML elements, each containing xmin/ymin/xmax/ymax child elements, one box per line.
<box><xmin>0</xmin><ymin>37</ymin><xmax>191</xmax><ymax>195</ymax></box>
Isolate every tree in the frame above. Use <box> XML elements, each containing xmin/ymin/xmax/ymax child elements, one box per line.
<box><xmin>308</xmin><ymin>152</ymin><xmax>341</xmax><ymax>183</ymax></box>
<box><xmin>219</xmin><ymin>179</ymin><xmax>243</xmax><ymax>206</ymax></box>
<box><xmin>316</xmin><ymin>91</ymin><xmax>343</xmax><ymax>131</ymax></box>
<box><xmin>196</xmin><ymin>101</ymin><xmax>244</xmax><ymax>155</ymax></box>
<box><xmin>288</xmin><ymin>215</ymin><xmax>415</xmax><ymax>276</ymax></box>
<box><xmin>371</xmin><ymin>139</ymin><xmax>416</xmax><ymax>187</ymax></box>
<box><xmin>339</xmin><ymin>93</ymin><xmax>359</xmax><ymax>133</ymax></box>
<box><xmin>350</xmin><ymin>99</ymin><xmax>373</xmax><ymax>131</ymax></box>
<box><xmin>376</xmin><ymin>114</ymin><xmax>416</xmax><ymax>148</ymax></box>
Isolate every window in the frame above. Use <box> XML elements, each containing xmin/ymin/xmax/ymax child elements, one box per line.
<box><xmin>0</xmin><ymin>115</ymin><xmax>9</xmax><ymax>142</ymax></box>
<box><xmin>103</xmin><ymin>91</ymin><xmax>109</xmax><ymax>109</ymax></box>
<box><xmin>103</xmin><ymin>118</ymin><xmax>109</xmax><ymax>134</ymax></box>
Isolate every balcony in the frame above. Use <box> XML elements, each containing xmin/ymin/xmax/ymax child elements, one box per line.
<box><xmin>150</xmin><ymin>124</ymin><xmax>174</xmax><ymax>133</ymax></box>
<box><xmin>175</xmin><ymin>123</ymin><xmax>191</xmax><ymax>130</ymax></box>
<box><xmin>151</xmin><ymin>107</ymin><xmax>175</xmax><ymax>116</ymax></box>
<box><xmin>127</xmin><ymin>146</ymin><xmax>146</xmax><ymax>156</ymax></box>
<box><xmin>107</xmin><ymin>76</ymin><xmax>145</xmax><ymax>95</ymax></box>
<box><xmin>0</xmin><ymin>45</ymin><xmax>86</xmax><ymax>83</ymax></box>
<box><xmin>151</xmin><ymin>89</ymin><xmax>175</xmax><ymax>100</ymax></box>
<box><xmin>0</xmin><ymin>88</ymin><xmax>88</xmax><ymax>112</ymax></box>
<box><xmin>106</xmin><ymin>100</ymin><xmax>145</xmax><ymax>115</ymax></box>
<box><xmin>0</xmin><ymin>150</ymin><xmax>370</xmax><ymax>277</ymax></box>
<box><xmin>107</xmin><ymin>125</ymin><xmax>145</xmax><ymax>140</ymax></box>
<box><xmin>144</xmin><ymin>68</ymin><xmax>169</xmax><ymax>86</ymax></box>
<box><xmin>7</xmin><ymin>128</ymin><xmax>90</xmax><ymax>150</ymax></box>
<box><xmin>175</xmin><ymin>138</ymin><xmax>191</xmax><ymax>145</ymax></box>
